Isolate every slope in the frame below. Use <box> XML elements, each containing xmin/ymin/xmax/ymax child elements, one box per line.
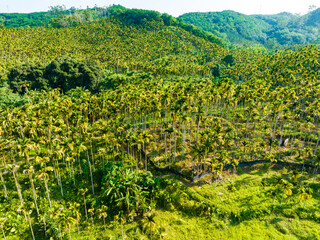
<box><xmin>179</xmin><ymin>8</ymin><xmax>320</xmax><ymax>48</ymax></box>
<box><xmin>0</xmin><ymin>17</ymin><xmax>227</xmax><ymax>79</ymax></box>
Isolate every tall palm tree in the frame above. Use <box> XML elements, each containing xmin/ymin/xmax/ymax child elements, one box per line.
<box><xmin>69</xmin><ymin>202</ymin><xmax>81</xmax><ymax>234</ymax></box>
<box><xmin>9</xmin><ymin>165</ymin><xmax>24</xmax><ymax>205</ymax></box>
<box><xmin>58</xmin><ymin>211</ymin><xmax>76</xmax><ymax>240</ymax></box>
<box><xmin>79</xmin><ymin>188</ymin><xmax>88</xmax><ymax>219</ymax></box>
<box><xmin>37</xmin><ymin>167</ymin><xmax>53</xmax><ymax>208</ymax></box>
<box><xmin>98</xmin><ymin>205</ymin><xmax>108</xmax><ymax>230</ymax></box>
<box><xmin>17</xmin><ymin>203</ymin><xmax>35</xmax><ymax>240</ymax></box>
<box><xmin>24</xmin><ymin>166</ymin><xmax>39</xmax><ymax>215</ymax></box>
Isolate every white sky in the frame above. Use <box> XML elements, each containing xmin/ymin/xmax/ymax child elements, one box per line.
<box><xmin>0</xmin><ymin>0</ymin><xmax>318</xmax><ymax>16</ymax></box>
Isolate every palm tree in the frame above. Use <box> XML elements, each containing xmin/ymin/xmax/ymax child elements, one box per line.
<box><xmin>190</xmin><ymin>144</ymin><xmax>205</xmax><ymax>176</ymax></box>
<box><xmin>69</xmin><ymin>202</ymin><xmax>81</xmax><ymax>234</ymax></box>
<box><xmin>98</xmin><ymin>205</ymin><xmax>108</xmax><ymax>230</ymax></box>
<box><xmin>52</xmin><ymin>207</ymin><xmax>64</xmax><ymax>240</ymax></box>
<box><xmin>145</xmin><ymin>212</ymin><xmax>156</xmax><ymax>240</ymax></box>
<box><xmin>79</xmin><ymin>188</ymin><xmax>88</xmax><ymax>219</ymax></box>
<box><xmin>195</xmin><ymin>105</ymin><xmax>204</xmax><ymax>145</ymax></box>
<box><xmin>37</xmin><ymin>166</ymin><xmax>53</xmax><ymax>208</ymax></box>
<box><xmin>17</xmin><ymin>203</ymin><xmax>35</xmax><ymax>240</ymax></box>
<box><xmin>115</xmin><ymin>211</ymin><xmax>126</xmax><ymax>240</ymax></box>
<box><xmin>299</xmin><ymin>187</ymin><xmax>313</xmax><ymax>210</ymax></box>
<box><xmin>164</xmin><ymin>126</ymin><xmax>174</xmax><ymax>169</ymax></box>
<box><xmin>24</xmin><ymin>166</ymin><xmax>39</xmax><ymax>215</ymax></box>
<box><xmin>9</xmin><ymin>165</ymin><xmax>24</xmax><ymax>206</ymax></box>
<box><xmin>58</xmin><ymin>211</ymin><xmax>76</xmax><ymax>240</ymax></box>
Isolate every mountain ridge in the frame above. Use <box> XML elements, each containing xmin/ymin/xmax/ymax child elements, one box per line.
<box><xmin>179</xmin><ymin>8</ymin><xmax>320</xmax><ymax>48</ymax></box>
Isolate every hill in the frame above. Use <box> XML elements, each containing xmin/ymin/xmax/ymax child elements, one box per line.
<box><xmin>179</xmin><ymin>8</ymin><xmax>320</xmax><ymax>48</ymax></box>
<box><xmin>0</xmin><ymin>16</ymin><xmax>227</xmax><ymax>80</ymax></box>
<box><xmin>0</xmin><ymin>5</ymin><xmax>225</xmax><ymax>46</ymax></box>
<box><xmin>1</xmin><ymin>4</ymin><xmax>320</xmax><ymax>240</ymax></box>
<box><xmin>0</xmin><ymin>45</ymin><xmax>320</xmax><ymax>239</ymax></box>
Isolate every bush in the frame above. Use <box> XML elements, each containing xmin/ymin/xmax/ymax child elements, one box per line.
<box><xmin>7</xmin><ymin>62</ymin><xmax>47</xmax><ymax>94</ymax></box>
<box><xmin>44</xmin><ymin>56</ymin><xmax>104</xmax><ymax>93</ymax></box>
<box><xmin>101</xmin><ymin>162</ymin><xmax>158</xmax><ymax>216</ymax></box>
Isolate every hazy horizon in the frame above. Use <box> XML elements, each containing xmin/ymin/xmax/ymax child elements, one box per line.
<box><xmin>0</xmin><ymin>0</ymin><xmax>318</xmax><ymax>17</ymax></box>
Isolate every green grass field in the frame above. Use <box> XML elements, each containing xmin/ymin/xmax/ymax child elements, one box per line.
<box><xmin>40</xmin><ymin>166</ymin><xmax>320</xmax><ymax>240</ymax></box>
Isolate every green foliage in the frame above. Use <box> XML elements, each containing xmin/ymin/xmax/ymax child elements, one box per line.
<box><xmin>101</xmin><ymin>162</ymin><xmax>158</xmax><ymax>216</ymax></box>
<box><xmin>1</xmin><ymin>4</ymin><xmax>320</xmax><ymax>240</ymax></box>
<box><xmin>7</xmin><ymin>62</ymin><xmax>47</xmax><ymax>94</ymax></box>
<box><xmin>0</xmin><ymin>83</ymin><xmax>26</xmax><ymax>106</ymax></box>
<box><xmin>0</xmin><ymin>12</ymin><xmax>56</xmax><ymax>28</ymax></box>
<box><xmin>179</xmin><ymin>8</ymin><xmax>320</xmax><ymax>48</ymax></box>
<box><xmin>0</xmin><ymin>16</ymin><xmax>226</xmax><ymax>78</ymax></box>
<box><xmin>110</xmin><ymin>7</ymin><xmax>162</xmax><ymax>26</ymax></box>
<box><xmin>44</xmin><ymin>56</ymin><xmax>104</xmax><ymax>93</ymax></box>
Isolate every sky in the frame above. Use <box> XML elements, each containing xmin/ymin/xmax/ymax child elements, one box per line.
<box><xmin>0</xmin><ymin>0</ymin><xmax>318</xmax><ymax>17</ymax></box>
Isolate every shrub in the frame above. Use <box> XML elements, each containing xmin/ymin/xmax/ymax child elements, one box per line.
<box><xmin>44</xmin><ymin>56</ymin><xmax>104</xmax><ymax>93</ymax></box>
<box><xmin>101</xmin><ymin>162</ymin><xmax>158</xmax><ymax>216</ymax></box>
<box><xmin>7</xmin><ymin>62</ymin><xmax>47</xmax><ymax>94</ymax></box>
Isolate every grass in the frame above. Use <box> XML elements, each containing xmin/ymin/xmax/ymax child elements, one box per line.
<box><xmin>64</xmin><ymin>210</ymin><xmax>320</xmax><ymax>240</ymax></box>
<box><xmin>44</xmin><ymin>166</ymin><xmax>320</xmax><ymax>240</ymax></box>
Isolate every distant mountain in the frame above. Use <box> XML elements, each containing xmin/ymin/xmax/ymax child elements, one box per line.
<box><xmin>179</xmin><ymin>9</ymin><xmax>320</xmax><ymax>48</ymax></box>
<box><xmin>0</xmin><ymin>5</ymin><xmax>225</xmax><ymax>46</ymax></box>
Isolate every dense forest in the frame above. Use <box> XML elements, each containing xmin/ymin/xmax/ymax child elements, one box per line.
<box><xmin>0</xmin><ymin>5</ymin><xmax>320</xmax><ymax>240</ymax></box>
<box><xmin>2</xmin><ymin>5</ymin><xmax>320</xmax><ymax>49</ymax></box>
<box><xmin>179</xmin><ymin>8</ymin><xmax>320</xmax><ymax>48</ymax></box>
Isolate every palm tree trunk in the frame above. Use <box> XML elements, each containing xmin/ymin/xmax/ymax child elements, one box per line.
<box><xmin>44</xmin><ymin>179</ymin><xmax>52</xmax><ymax>208</ymax></box>
<box><xmin>68</xmin><ymin>228</ymin><xmax>72</xmax><ymax>240</ymax></box>
<box><xmin>196</xmin><ymin>121</ymin><xmax>200</xmax><ymax>145</ymax></box>
<box><xmin>314</xmin><ymin>132</ymin><xmax>320</xmax><ymax>154</ymax></box>
<box><xmin>0</xmin><ymin>171</ymin><xmax>8</xmax><ymax>199</ymax></box>
<box><xmin>27</xmin><ymin>213</ymin><xmax>35</xmax><ymax>240</ymax></box>
<box><xmin>28</xmin><ymin>174</ymin><xmax>39</xmax><ymax>215</ymax></box>
<box><xmin>164</xmin><ymin>133</ymin><xmax>167</xmax><ymax>165</ymax></box>
<box><xmin>77</xmin><ymin>222</ymin><xmax>80</xmax><ymax>234</ymax></box>
<box><xmin>181</xmin><ymin>124</ymin><xmax>186</xmax><ymax>172</ymax></box>
<box><xmin>121</xmin><ymin>221</ymin><xmax>124</xmax><ymax>240</ymax></box>
<box><xmin>174</xmin><ymin>131</ymin><xmax>177</xmax><ymax>163</ymax></box>
<box><xmin>88</xmin><ymin>159</ymin><xmax>95</xmax><ymax>195</ymax></box>
<box><xmin>90</xmin><ymin>144</ymin><xmax>95</xmax><ymax>172</ymax></box>
<box><xmin>84</xmin><ymin>196</ymin><xmax>88</xmax><ymax>219</ymax></box>
<box><xmin>59</xmin><ymin>174</ymin><xmax>64</xmax><ymax>198</ymax></box>
<box><xmin>58</xmin><ymin>224</ymin><xmax>63</xmax><ymax>240</ymax></box>
<box><xmin>169</xmin><ymin>134</ymin><xmax>172</xmax><ymax>168</ymax></box>
<box><xmin>91</xmin><ymin>216</ymin><xmax>94</xmax><ymax>231</ymax></box>
<box><xmin>1</xmin><ymin>227</ymin><xmax>5</xmax><ymax>240</ymax></box>
<box><xmin>13</xmin><ymin>171</ymin><xmax>24</xmax><ymax>205</ymax></box>
<box><xmin>313</xmin><ymin>165</ymin><xmax>318</xmax><ymax>183</ymax></box>
<box><xmin>71</xmin><ymin>162</ymin><xmax>76</xmax><ymax>186</ymax></box>
<box><xmin>272</xmin><ymin>114</ymin><xmax>279</xmax><ymax>140</ymax></box>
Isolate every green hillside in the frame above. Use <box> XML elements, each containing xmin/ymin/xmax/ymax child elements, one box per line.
<box><xmin>0</xmin><ymin>18</ymin><xmax>227</xmax><ymax>79</ymax></box>
<box><xmin>179</xmin><ymin>8</ymin><xmax>320</xmax><ymax>48</ymax></box>
<box><xmin>0</xmin><ymin>5</ymin><xmax>225</xmax><ymax>46</ymax></box>
<box><xmin>0</xmin><ymin>5</ymin><xmax>320</xmax><ymax>240</ymax></box>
